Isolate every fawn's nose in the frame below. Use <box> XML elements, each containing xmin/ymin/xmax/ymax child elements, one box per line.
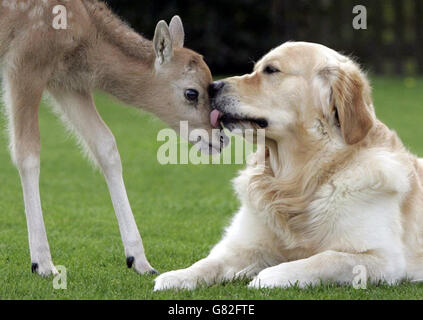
<box><xmin>208</xmin><ymin>81</ymin><xmax>226</xmax><ymax>99</ymax></box>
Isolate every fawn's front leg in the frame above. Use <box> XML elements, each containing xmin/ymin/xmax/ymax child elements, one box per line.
<box><xmin>3</xmin><ymin>69</ymin><xmax>57</xmax><ymax>276</ymax></box>
<box><xmin>49</xmin><ymin>89</ymin><xmax>156</xmax><ymax>274</ymax></box>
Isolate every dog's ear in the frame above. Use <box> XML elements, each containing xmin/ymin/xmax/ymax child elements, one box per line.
<box><xmin>331</xmin><ymin>64</ymin><xmax>374</xmax><ymax>145</ymax></box>
<box><xmin>153</xmin><ymin>20</ymin><xmax>173</xmax><ymax>65</ymax></box>
<box><xmin>169</xmin><ymin>15</ymin><xmax>185</xmax><ymax>48</ymax></box>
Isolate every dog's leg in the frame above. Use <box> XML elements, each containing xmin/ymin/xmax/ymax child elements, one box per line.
<box><xmin>48</xmin><ymin>89</ymin><xmax>156</xmax><ymax>274</ymax></box>
<box><xmin>154</xmin><ymin>207</ymin><xmax>275</xmax><ymax>290</ymax></box>
<box><xmin>154</xmin><ymin>245</ymin><xmax>264</xmax><ymax>291</ymax></box>
<box><xmin>2</xmin><ymin>69</ymin><xmax>57</xmax><ymax>276</ymax></box>
<box><xmin>249</xmin><ymin>250</ymin><xmax>404</xmax><ymax>289</ymax></box>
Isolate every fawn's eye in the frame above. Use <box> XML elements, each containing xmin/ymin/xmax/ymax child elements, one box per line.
<box><xmin>263</xmin><ymin>65</ymin><xmax>280</xmax><ymax>74</ymax></box>
<box><xmin>185</xmin><ymin>89</ymin><xmax>199</xmax><ymax>101</ymax></box>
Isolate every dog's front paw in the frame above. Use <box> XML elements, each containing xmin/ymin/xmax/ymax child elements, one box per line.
<box><xmin>248</xmin><ymin>264</ymin><xmax>314</xmax><ymax>289</ymax></box>
<box><xmin>154</xmin><ymin>269</ymin><xmax>199</xmax><ymax>291</ymax></box>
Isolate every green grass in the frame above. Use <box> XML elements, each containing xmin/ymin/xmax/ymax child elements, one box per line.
<box><xmin>1</xmin><ymin>77</ymin><xmax>423</xmax><ymax>300</ymax></box>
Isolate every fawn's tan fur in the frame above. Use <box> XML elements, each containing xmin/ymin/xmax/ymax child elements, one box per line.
<box><xmin>0</xmin><ymin>0</ymin><xmax>215</xmax><ymax>275</ymax></box>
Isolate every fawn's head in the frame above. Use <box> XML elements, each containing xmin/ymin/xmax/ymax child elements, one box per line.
<box><xmin>150</xmin><ymin>16</ymin><xmax>227</xmax><ymax>154</ymax></box>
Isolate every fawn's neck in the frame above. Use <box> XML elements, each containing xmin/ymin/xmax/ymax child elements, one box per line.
<box><xmin>93</xmin><ymin>37</ymin><xmax>163</xmax><ymax>112</ymax></box>
<box><xmin>86</xmin><ymin>1</ymin><xmax>160</xmax><ymax>110</ymax></box>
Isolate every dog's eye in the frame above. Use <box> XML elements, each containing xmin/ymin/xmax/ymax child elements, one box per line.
<box><xmin>185</xmin><ymin>89</ymin><xmax>199</xmax><ymax>101</ymax></box>
<box><xmin>263</xmin><ymin>65</ymin><xmax>280</xmax><ymax>74</ymax></box>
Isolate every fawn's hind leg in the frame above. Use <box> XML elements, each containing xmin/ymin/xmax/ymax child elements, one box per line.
<box><xmin>2</xmin><ymin>68</ymin><xmax>57</xmax><ymax>276</ymax></box>
<box><xmin>48</xmin><ymin>88</ymin><xmax>157</xmax><ymax>274</ymax></box>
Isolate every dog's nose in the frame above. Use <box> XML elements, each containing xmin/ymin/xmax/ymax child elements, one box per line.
<box><xmin>208</xmin><ymin>81</ymin><xmax>225</xmax><ymax>98</ymax></box>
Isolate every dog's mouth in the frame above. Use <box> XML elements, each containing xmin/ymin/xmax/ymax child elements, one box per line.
<box><xmin>210</xmin><ymin>109</ymin><xmax>268</xmax><ymax>131</ymax></box>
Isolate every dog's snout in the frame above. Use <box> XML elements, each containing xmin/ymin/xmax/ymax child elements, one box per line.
<box><xmin>208</xmin><ymin>81</ymin><xmax>225</xmax><ymax>99</ymax></box>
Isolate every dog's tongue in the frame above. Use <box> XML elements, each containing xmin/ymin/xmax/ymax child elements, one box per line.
<box><xmin>210</xmin><ymin>109</ymin><xmax>222</xmax><ymax>128</ymax></box>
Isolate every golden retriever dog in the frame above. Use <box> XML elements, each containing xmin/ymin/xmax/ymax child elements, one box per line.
<box><xmin>154</xmin><ymin>42</ymin><xmax>423</xmax><ymax>290</ymax></box>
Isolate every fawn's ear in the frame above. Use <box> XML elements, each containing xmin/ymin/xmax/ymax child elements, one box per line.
<box><xmin>331</xmin><ymin>64</ymin><xmax>374</xmax><ymax>145</ymax></box>
<box><xmin>169</xmin><ymin>15</ymin><xmax>184</xmax><ymax>48</ymax></box>
<box><xmin>153</xmin><ymin>20</ymin><xmax>173</xmax><ymax>65</ymax></box>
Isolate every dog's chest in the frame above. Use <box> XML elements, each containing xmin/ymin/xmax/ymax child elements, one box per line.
<box><xmin>234</xmin><ymin>164</ymin><xmax>395</xmax><ymax>254</ymax></box>
<box><xmin>233</xmin><ymin>168</ymin><xmax>334</xmax><ymax>252</ymax></box>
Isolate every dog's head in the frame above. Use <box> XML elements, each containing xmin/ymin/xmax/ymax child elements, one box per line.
<box><xmin>151</xmin><ymin>16</ymin><xmax>227</xmax><ymax>154</ymax></box>
<box><xmin>210</xmin><ymin>42</ymin><xmax>375</xmax><ymax>147</ymax></box>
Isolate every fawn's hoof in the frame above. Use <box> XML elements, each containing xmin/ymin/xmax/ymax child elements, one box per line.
<box><xmin>126</xmin><ymin>256</ymin><xmax>135</xmax><ymax>268</ymax></box>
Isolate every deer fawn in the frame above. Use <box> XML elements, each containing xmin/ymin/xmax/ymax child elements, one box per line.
<box><xmin>0</xmin><ymin>0</ymin><xmax>222</xmax><ymax>276</ymax></box>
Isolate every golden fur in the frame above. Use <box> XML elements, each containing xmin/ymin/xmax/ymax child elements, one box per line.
<box><xmin>155</xmin><ymin>42</ymin><xmax>423</xmax><ymax>290</ymax></box>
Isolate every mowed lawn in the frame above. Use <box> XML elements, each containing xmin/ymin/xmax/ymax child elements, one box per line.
<box><xmin>1</xmin><ymin>77</ymin><xmax>423</xmax><ymax>300</ymax></box>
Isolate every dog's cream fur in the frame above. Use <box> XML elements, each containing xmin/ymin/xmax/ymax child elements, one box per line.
<box><xmin>0</xmin><ymin>0</ymin><xmax>218</xmax><ymax>276</ymax></box>
<box><xmin>155</xmin><ymin>42</ymin><xmax>423</xmax><ymax>290</ymax></box>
